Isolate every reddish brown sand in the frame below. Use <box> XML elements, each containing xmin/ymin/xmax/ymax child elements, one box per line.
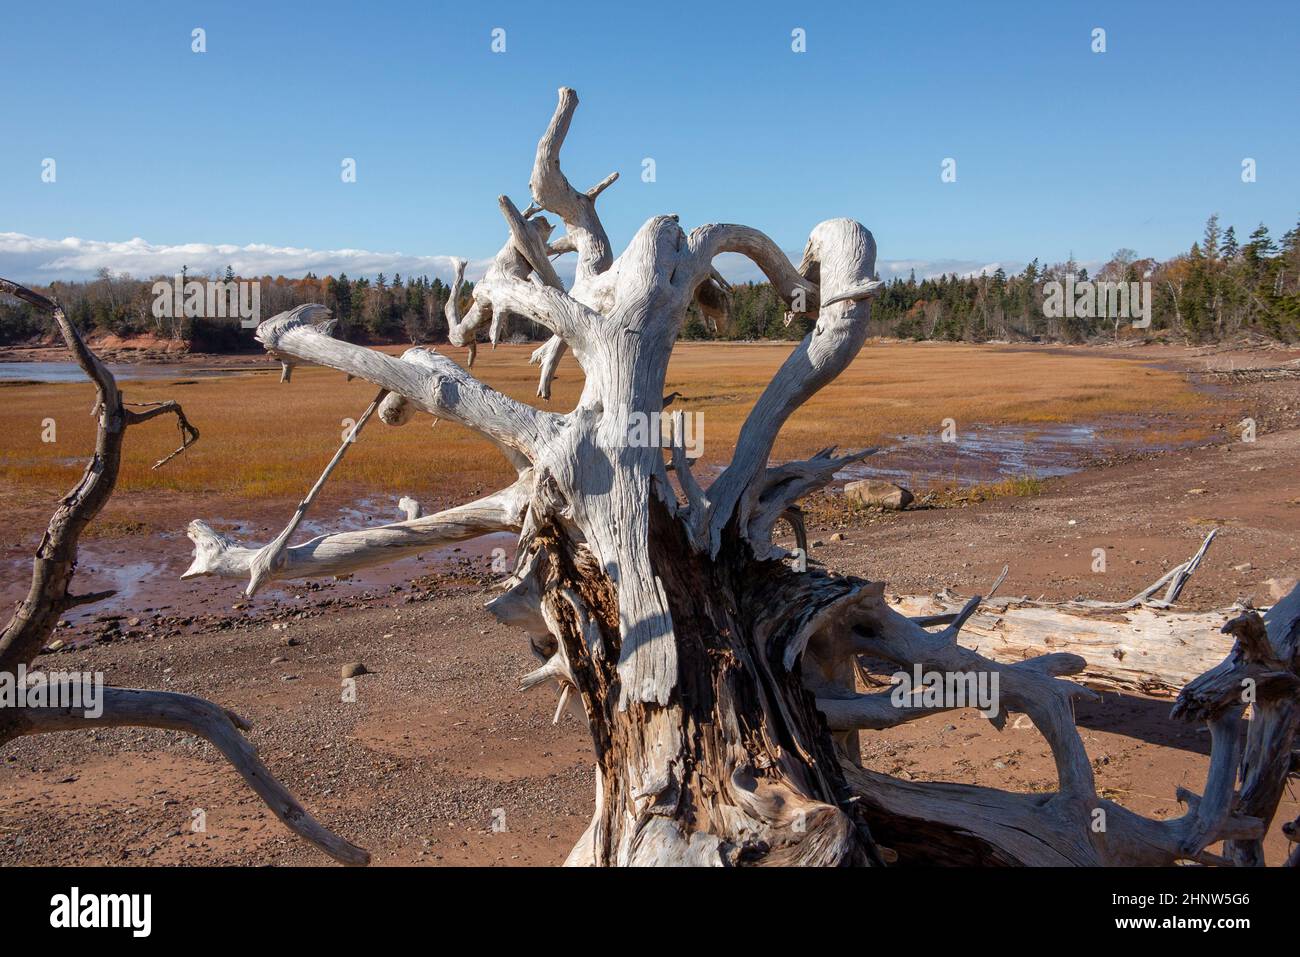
<box><xmin>2</xmin><ymin>342</ymin><xmax>1299</xmax><ymax>866</ymax></box>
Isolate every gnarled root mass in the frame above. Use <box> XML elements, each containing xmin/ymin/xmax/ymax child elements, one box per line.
<box><xmin>181</xmin><ymin>88</ymin><xmax>1297</xmax><ymax>866</ymax></box>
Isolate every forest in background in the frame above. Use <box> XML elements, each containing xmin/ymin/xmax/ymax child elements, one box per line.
<box><xmin>3</xmin><ymin>213</ymin><xmax>1298</xmax><ymax>349</ymax></box>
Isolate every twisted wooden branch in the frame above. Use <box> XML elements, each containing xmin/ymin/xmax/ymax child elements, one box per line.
<box><xmin>255</xmin><ymin>304</ymin><xmax>558</xmax><ymax>462</ymax></box>
<box><xmin>185</xmin><ymin>476</ymin><xmax>532</xmax><ymax>586</ymax></box>
<box><xmin>794</xmin><ymin>571</ymin><xmax>1294</xmax><ymax>865</ymax></box>
<box><xmin>0</xmin><ymin>687</ymin><xmax>368</xmax><ymax>866</ymax></box>
<box><xmin>695</xmin><ymin>220</ymin><xmax>883</xmax><ymax>556</ymax></box>
<box><xmin>527</xmin><ymin>87</ymin><xmax>618</xmax><ymax>285</ymax></box>
<box><xmin>124</xmin><ymin>400</ymin><xmax>200</xmax><ymax>468</ymax></box>
<box><xmin>0</xmin><ymin>278</ymin><xmax>198</xmax><ymax>668</ymax></box>
<box><xmin>0</xmin><ymin>277</ymin><xmax>362</xmax><ymax>865</ymax></box>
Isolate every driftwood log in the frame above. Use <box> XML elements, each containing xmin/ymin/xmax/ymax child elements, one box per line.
<box><xmin>885</xmin><ymin>531</ymin><xmax>1235</xmax><ymax>698</ymax></box>
<box><xmin>0</xmin><ymin>279</ymin><xmax>368</xmax><ymax>866</ymax></box>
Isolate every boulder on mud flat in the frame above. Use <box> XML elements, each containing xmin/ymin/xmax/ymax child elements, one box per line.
<box><xmin>845</xmin><ymin>479</ymin><xmax>914</xmax><ymax>510</ymax></box>
<box><xmin>1265</xmin><ymin>577</ymin><xmax>1299</xmax><ymax>601</ymax></box>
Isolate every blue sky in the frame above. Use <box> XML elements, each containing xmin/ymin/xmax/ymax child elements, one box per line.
<box><xmin>1</xmin><ymin>0</ymin><xmax>1296</xmax><ymax>283</ymax></box>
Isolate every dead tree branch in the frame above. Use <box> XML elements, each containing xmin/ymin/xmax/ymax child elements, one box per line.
<box><xmin>0</xmin><ymin>277</ymin><xmax>365</xmax><ymax>866</ymax></box>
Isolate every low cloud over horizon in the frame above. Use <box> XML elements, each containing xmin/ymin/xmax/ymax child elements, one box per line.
<box><xmin>0</xmin><ymin>231</ymin><xmax>1024</xmax><ymax>288</ymax></box>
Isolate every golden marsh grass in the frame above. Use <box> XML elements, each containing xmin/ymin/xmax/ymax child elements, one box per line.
<box><xmin>0</xmin><ymin>341</ymin><xmax>1210</xmax><ymax>508</ymax></box>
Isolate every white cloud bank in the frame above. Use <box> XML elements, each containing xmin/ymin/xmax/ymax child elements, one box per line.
<box><xmin>0</xmin><ymin>231</ymin><xmax>1022</xmax><ymax>287</ymax></box>
<box><xmin>0</xmin><ymin>232</ymin><xmax>486</xmax><ymax>284</ymax></box>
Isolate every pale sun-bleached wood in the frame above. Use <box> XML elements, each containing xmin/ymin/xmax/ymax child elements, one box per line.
<box><xmin>173</xmin><ymin>88</ymin><xmax>1299</xmax><ymax>867</ymax></box>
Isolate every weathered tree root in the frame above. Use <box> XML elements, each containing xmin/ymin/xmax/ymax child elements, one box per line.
<box><xmin>802</xmin><ymin>576</ymin><xmax>1277</xmax><ymax>865</ymax></box>
<box><xmin>170</xmin><ymin>88</ymin><xmax>1297</xmax><ymax>866</ymax></box>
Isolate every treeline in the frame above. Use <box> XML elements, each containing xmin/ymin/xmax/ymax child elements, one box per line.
<box><xmin>0</xmin><ymin>268</ymin><xmax>547</xmax><ymax>349</ymax></box>
<box><xmin>4</xmin><ymin>213</ymin><xmax>1298</xmax><ymax>348</ymax></box>
<box><xmin>686</xmin><ymin>213</ymin><xmax>1300</xmax><ymax>344</ymax></box>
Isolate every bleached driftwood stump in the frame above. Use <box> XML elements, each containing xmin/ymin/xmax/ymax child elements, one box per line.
<box><xmin>184</xmin><ymin>89</ymin><xmax>1299</xmax><ymax>866</ymax></box>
